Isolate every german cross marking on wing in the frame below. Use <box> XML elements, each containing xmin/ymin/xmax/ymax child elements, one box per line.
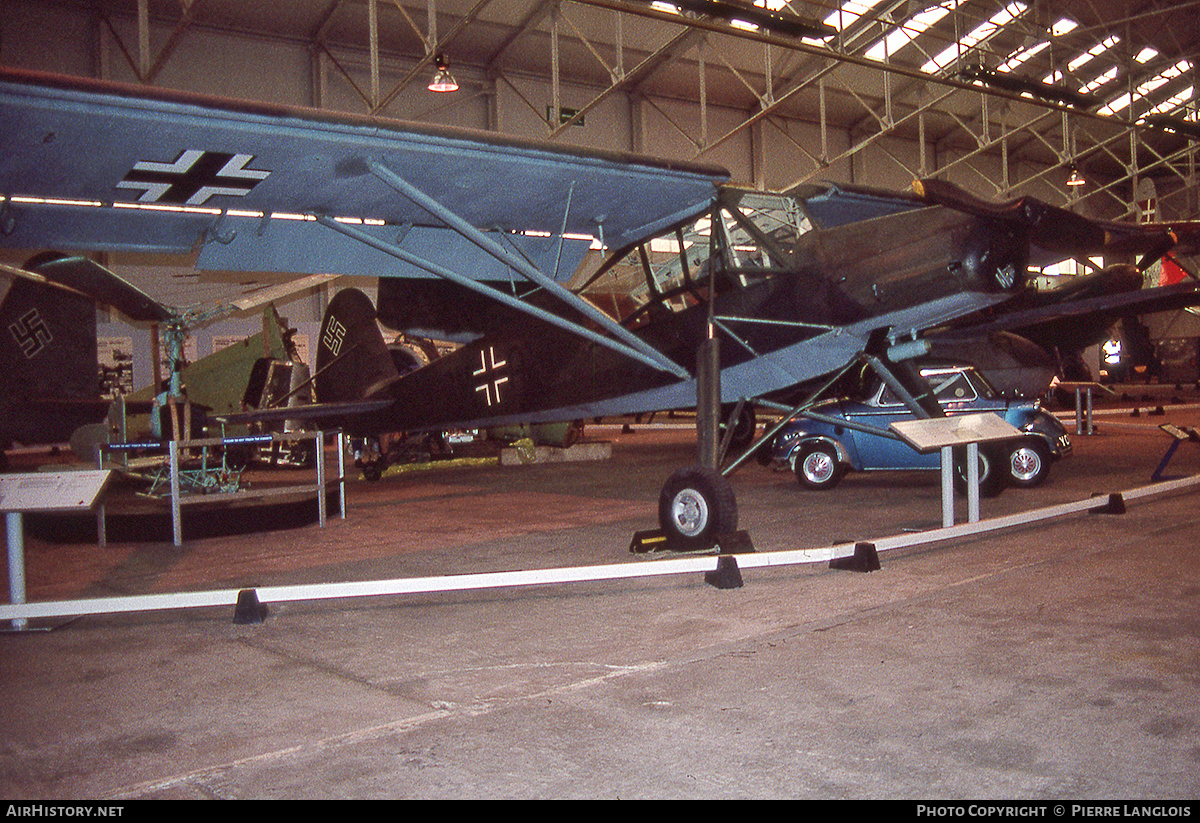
<box><xmin>472</xmin><ymin>346</ymin><xmax>509</xmax><ymax>407</ymax></box>
<box><xmin>9</xmin><ymin>308</ymin><xmax>52</xmax><ymax>358</ymax></box>
<box><xmin>117</xmin><ymin>150</ymin><xmax>270</xmax><ymax>206</ymax></box>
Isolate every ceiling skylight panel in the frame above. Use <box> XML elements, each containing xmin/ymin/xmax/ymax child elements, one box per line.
<box><xmin>921</xmin><ymin>1</ymin><xmax>1027</xmax><ymax>73</ymax></box>
<box><xmin>1051</xmin><ymin>18</ymin><xmax>1077</xmax><ymax>37</ymax></box>
<box><xmin>998</xmin><ymin>40</ymin><xmax>1047</xmax><ymax>72</ymax></box>
<box><xmin>1099</xmin><ymin>91</ymin><xmax>1132</xmax><ymax>115</ymax></box>
<box><xmin>1143</xmin><ymin>85</ymin><xmax>1194</xmax><ymax>117</ymax></box>
<box><xmin>1080</xmin><ymin>65</ymin><xmax>1118</xmax><ymax>94</ymax></box>
<box><xmin>1098</xmin><ymin>61</ymin><xmax>1190</xmax><ymax>116</ymax></box>
<box><xmin>1065</xmin><ymin>35</ymin><xmax>1120</xmax><ymax>73</ymax></box>
<box><xmin>1104</xmin><ymin>58</ymin><xmax>1190</xmax><ymax>114</ymax></box>
<box><xmin>864</xmin><ymin>0</ymin><xmax>962</xmax><ymax>62</ymax></box>
<box><xmin>823</xmin><ymin>0</ymin><xmax>890</xmax><ymax>31</ymax></box>
<box><xmin>1043</xmin><ymin>35</ymin><xmax>1118</xmax><ymax>88</ymax></box>
<box><xmin>995</xmin><ymin>16</ymin><xmax>1076</xmax><ymax>72</ymax></box>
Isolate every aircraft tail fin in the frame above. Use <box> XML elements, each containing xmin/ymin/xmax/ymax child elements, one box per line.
<box><xmin>1</xmin><ymin>271</ymin><xmax>103</xmax><ymax>445</ymax></box>
<box><xmin>314</xmin><ymin>288</ymin><xmax>401</xmax><ymax>404</ymax></box>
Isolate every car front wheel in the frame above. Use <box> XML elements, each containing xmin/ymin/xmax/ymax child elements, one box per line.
<box><xmin>794</xmin><ymin>443</ymin><xmax>845</xmax><ymax>490</ymax></box>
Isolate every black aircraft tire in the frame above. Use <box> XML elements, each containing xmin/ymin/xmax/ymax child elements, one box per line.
<box><xmin>658</xmin><ymin>466</ymin><xmax>738</xmax><ymax>551</ymax></box>
<box><xmin>362</xmin><ymin>462</ymin><xmax>382</xmax><ymax>482</ymax></box>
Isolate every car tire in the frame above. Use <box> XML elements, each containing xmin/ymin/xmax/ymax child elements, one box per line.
<box><xmin>953</xmin><ymin>445</ymin><xmax>1006</xmax><ymax>497</ymax></box>
<box><xmin>794</xmin><ymin>443</ymin><xmax>845</xmax><ymax>490</ymax></box>
<box><xmin>1007</xmin><ymin>439</ymin><xmax>1050</xmax><ymax>488</ymax></box>
<box><xmin>658</xmin><ymin>466</ymin><xmax>738</xmax><ymax>551</ymax></box>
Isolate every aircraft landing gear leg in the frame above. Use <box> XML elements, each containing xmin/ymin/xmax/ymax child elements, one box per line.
<box><xmin>652</xmin><ymin>336</ymin><xmax>742</xmax><ymax>552</ymax></box>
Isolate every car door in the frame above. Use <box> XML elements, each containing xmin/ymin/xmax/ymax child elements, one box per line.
<box><xmin>841</xmin><ymin>381</ymin><xmax>933</xmax><ymax>469</ymax></box>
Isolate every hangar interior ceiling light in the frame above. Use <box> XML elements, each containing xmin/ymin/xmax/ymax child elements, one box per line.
<box><xmin>428</xmin><ymin>53</ymin><xmax>459</xmax><ymax>93</ymax></box>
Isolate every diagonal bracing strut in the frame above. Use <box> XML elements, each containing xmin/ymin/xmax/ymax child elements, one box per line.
<box><xmin>363</xmin><ymin>157</ymin><xmax>690</xmax><ymax>379</ymax></box>
<box><xmin>315</xmin><ymin>214</ymin><xmax>690</xmax><ymax>379</ymax></box>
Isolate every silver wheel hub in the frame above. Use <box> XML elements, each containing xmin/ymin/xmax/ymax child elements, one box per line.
<box><xmin>803</xmin><ymin>451</ymin><xmax>835</xmax><ymax>483</ymax></box>
<box><xmin>670</xmin><ymin>489</ymin><xmax>709</xmax><ymax>537</ymax></box>
<box><xmin>1010</xmin><ymin>447</ymin><xmax>1041</xmax><ymax>481</ymax></box>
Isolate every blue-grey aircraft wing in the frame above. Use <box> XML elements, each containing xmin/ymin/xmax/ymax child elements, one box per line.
<box><xmin>0</xmin><ymin>68</ymin><xmax>729</xmax><ymax>264</ymax></box>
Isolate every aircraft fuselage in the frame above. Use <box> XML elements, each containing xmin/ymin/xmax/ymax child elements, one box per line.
<box><xmin>315</xmin><ymin>187</ymin><xmax>1030</xmax><ymax>437</ymax></box>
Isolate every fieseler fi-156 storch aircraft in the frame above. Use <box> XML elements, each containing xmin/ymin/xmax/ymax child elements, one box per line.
<box><xmin>3</xmin><ymin>67</ymin><xmax>1200</xmax><ymax>550</ymax></box>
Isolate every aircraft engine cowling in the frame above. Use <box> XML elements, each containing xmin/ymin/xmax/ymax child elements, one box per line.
<box><xmin>963</xmin><ymin>221</ymin><xmax>1029</xmax><ymax>293</ymax></box>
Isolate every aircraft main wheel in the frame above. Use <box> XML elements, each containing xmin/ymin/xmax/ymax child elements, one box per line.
<box><xmin>658</xmin><ymin>467</ymin><xmax>738</xmax><ymax>551</ymax></box>
<box><xmin>1007</xmin><ymin>439</ymin><xmax>1050</xmax><ymax>488</ymax></box>
<box><xmin>362</xmin><ymin>462</ymin><xmax>382</xmax><ymax>482</ymax></box>
<box><xmin>953</xmin><ymin>445</ymin><xmax>1006</xmax><ymax>497</ymax></box>
<box><xmin>794</xmin><ymin>443</ymin><xmax>844</xmax><ymax>490</ymax></box>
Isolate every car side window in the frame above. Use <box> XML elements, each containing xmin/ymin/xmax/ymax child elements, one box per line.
<box><xmin>876</xmin><ymin>370</ymin><xmax>978</xmax><ymax>408</ymax></box>
<box><xmin>930</xmin><ymin>372</ymin><xmax>976</xmax><ymax>404</ymax></box>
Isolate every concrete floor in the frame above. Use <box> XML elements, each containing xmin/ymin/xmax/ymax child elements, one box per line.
<box><xmin>3</xmin><ymin>386</ymin><xmax>1200</xmax><ymax>799</ymax></box>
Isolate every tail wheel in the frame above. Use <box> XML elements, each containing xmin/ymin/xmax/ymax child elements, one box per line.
<box><xmin>658</xmin><ymin>467</ymin><xmax>738</xmax><ymax>551</ymax></box>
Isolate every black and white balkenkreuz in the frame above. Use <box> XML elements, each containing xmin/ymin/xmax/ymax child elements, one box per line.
<box><xmin>117</xmin><ymin>150</ymin><xmax>270</xmax><ymax>206</ymax></box>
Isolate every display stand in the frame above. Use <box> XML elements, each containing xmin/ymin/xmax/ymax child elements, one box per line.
<box><xmin>1054</xmin><ymin>381</ymin><xmax>1113</xmax><ymax>435</ymax></box>
<box><xmin>1</xmin><ymin>470</ymin><xmax>114</xmax><ymax>631</ymax></box>
<box><xmin>891</xmin><ymin>413</ymin><xmax>1021</xmax><ymax>527</ymax></box>
<box><xmin>1152</xmin><ymin>423</ymin><xmax>1200</xmax><ymax>481</ymax></box>
<box><xmin>99</xmin><ymin>430</ymin><xmax>345</xmax><ymax>547</ymax></box>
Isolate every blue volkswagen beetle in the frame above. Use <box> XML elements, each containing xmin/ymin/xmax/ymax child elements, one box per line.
<box><xmin>770</xmin><ymin>366</ymin><xmax>1071</xmax><ymax>493</ymax></box>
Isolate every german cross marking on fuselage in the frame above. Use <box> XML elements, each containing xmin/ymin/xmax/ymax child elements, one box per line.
<box><xmin>322</xmin><ymin>318</ymin><xmax>346</xmax><ymax>356</ymax></box>
<box><xmin>9</xmin><ymin>308</ymin><xmax>51</xmax><ymax>358</ymax></box>
<box><xmin>472</xmin><ymin>346</ymin><xmax>509</xmax><ymax>407</ymax></box>
<box><xmin>117</xmin><ymin>150</ymin><xmax>270</xmax><ymax>206</ymax></box>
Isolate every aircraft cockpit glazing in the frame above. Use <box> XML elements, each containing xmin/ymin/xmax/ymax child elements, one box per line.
<box><xmin>579</xmin><ymin>189</ymin><xmax>814</xmax><ymax>329</ymax></box>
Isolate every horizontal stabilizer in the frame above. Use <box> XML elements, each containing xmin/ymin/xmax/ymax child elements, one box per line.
<box><xmin>914</xmin><ymin>177</ymin><xmax>1200</xmax><ymax>264</ymax></box>
<box><xmin>214</xmin><ymin>397</ymin><xmax>394</xmax><ymax>426</ymax></box>
<box><xmin>939</xmin><ymin>280</ymin><xmax>1200</xmax><ymax>341</ymax></box>
<box><xmin>35</xmin><ymin>254</ymin><xmax>173</xmax><ymax>323</ymax></box>
<box><xmin>9</xmin><ymin>253</ymin><xmax>174</xmax><ymax>323</ymax></box>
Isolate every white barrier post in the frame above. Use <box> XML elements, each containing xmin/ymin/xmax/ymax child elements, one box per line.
<box><xmin>6</xmin><ymin>512</ymin><xmax>28</xmax><ymax>631</ymax></box>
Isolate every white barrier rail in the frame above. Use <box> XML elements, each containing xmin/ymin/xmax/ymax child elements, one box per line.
<box><xmin>4</xmin><ymin>473</ymin><xmax>1200</xmax><ymax>627</ymax></box>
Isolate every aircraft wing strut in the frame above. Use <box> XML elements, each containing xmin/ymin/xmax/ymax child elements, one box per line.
<box><xmin>315</xmin><ymin>212</ymin><xmax>691</xmax><ymax>377</ymax></box>
<box><xmin>358</xmin><ymin>157</ymin><xmax>690</xmax><ymax>378</ymax></box>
